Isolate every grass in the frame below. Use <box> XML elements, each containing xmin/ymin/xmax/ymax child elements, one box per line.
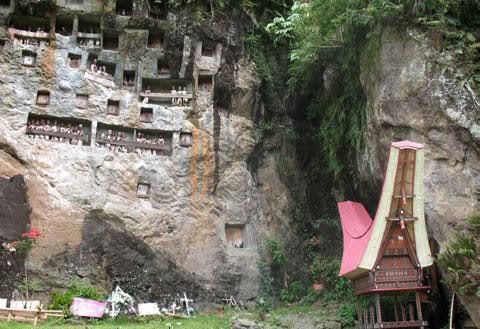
<box><xmin>0</xmin><ymin>314</ymin><xmax>232</xmax><ymax>329</ymax></box>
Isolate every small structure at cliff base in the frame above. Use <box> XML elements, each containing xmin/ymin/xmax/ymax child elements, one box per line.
<box><xmin>338</xmin><ymin>141</ymin><xmax>434</xmax><ymax>329</ymax></box>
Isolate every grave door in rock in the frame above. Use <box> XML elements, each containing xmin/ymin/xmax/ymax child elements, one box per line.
<box><xmin>225</xmin><ymin>224</ymin><xmax>245</xmax><ymax>249</ymax></box>
<box><xmin>22</xmin><ymin>50</ymin><xmax>36</xmax><ymax>66</ymax></box>
<box><xmin>179</xmin><ymin>132</ymin><xmax>192</xmax><ymax>147</ymax></box>
<box><xmin>136</xmin><ymin>182</ymin><xmax>150</xmax><ymax>198</ymax></box>
<box><xmin>337</xmin><ymin>141</ymin><xmax>434</xmax><ymax>329</ymax></box>
<box><xmin>75</xmin><ymin>94</ymin><xmax>89</xmax><ymax>108</ymax></box>
<box><xmin>198</xmin><ymin>75</ymin><xmax>213</xmax><ymax>93</ymax></box>
<box><xmin>68</xmin><ymin>53</ymin><xmax>82</xmax><ymax>68</ymax></box>
<box><xmin>107</xmin><ymin>100</ymin><xmax>120</xmax><ymax>115</ymax></box>
<box><xmin>36</xmin><ymin>90</ymin><xmax>50</xmax><ymax>105</ymax></box>
<box><xmin>140</xmin><ymin>108</ymin><xmax>153</xmax><ymax>123</ymax></box>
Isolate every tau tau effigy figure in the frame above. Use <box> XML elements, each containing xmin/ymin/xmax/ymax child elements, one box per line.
<box><xmin>337</xmin><ymin>141</ymin><xmax>435</xmax><ymax>329</ymax></box>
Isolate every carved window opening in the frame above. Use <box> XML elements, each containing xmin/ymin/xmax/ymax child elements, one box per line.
<box><xmin>179</xmin><ymin>132</ymin><xmax>192</xmax><ymax>147</ymax></box>
<box><xmin>95</xmin><ymin>123</ymin><xmax>134</xmax><ymax>153</ymax></box>
<box><xmin>66</xmin><ymin>0</ymin><xmax>83</xmax><ymax>5</ymax></box>
<box><xmin>135</xmin><ymin>129</ymin><xmax>172</xmax><ymax>156</ymax></box>
<box><xmin>97</xmin><ymin>60</ymin><xmax>116</xmax><ymax>76</ymax></box>
<box><xmin>225</xmin><ymin>224</ymin><xmax>245</xmax><ymax>248</ymax></box>
<box><xmin>78</xmin><ymin>16</ymin><xmax>100</xmax><ymax>34</ymax></box>
<box><xmin>198</xmin><ymin>75</ymin><xmax>213</xmax><ymax>93</ymax></box>
<box><xmin>140</xmin><ymin>108</ymin><xmax>153</xmax><ymax>123</ymax></box>
<box><xmin>137</xmin><ymin>182</ymin><xmax>150</xmax><ymax>198</ymax></box>
<box><xmin>10</xmin><ymin>16</ymin><xmax>50</xmax><ymax>34</ymax></box>
<box><xmin>123</xmin><ymin>70</ymin><xmax>136</xmax><ymax>87</ymax></box>
<box><xmin>22</xmin><ymin>50</ymin><xmax>36</xmax><ymax>66</ymax></box>
<box><xmin>148</xmin><ymin>0</ymin><xmax>167</xmax><ymax>20</ymax></box>
<box><xmin>107</xmin><ymin>99</ymin><xmax>120</xmax><ymax>115</ymax></box>
<box><xmin>201</xmin><ymin>45</ymin><xmax>214</xmax><ymax>57</ymax></box>
<box><xmin>55</xmin><ymin>16</ymin><xmax>73</xmax><ymax>36</ymax></box>
<box><xmin>148</xmin><ymin>30</ymin><xmax>164</xmax><ymax>49</ymax></box>
<box><xmin>68</xmin><ymin>53</ymin><xmax>81</xmax><ymax>68</ymax></box>
<box><xmin>75</xmin><ymin>94</ymin><xmax>89</xmax><ymax>109</ymax></box>
<box><xmin>116</xmin><ymin>0</ymin><xmax>132</xmax><ymax>16</ymax></box>
<box><xmin>26</xmin><ymin>113</ymin><xmax>92</xmax><ymax>146</ymax></box>
<box><xmin>36</xmin><ymin>90</ymin><xmax>50</xmax><ymax>106</ymax></box>
<box><xmin>157</xmin><ymin>58</ymin><xmax>169</xmax><ymax>75</ymax></box>
<box><xmin>103</xmin><ymin>33</ymin><xmax>119</xmax><ymax>51</ymax></box>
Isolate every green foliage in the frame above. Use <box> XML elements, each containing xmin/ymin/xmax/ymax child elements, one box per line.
<box><xmin>14</xmin><ymin>239</ymin><xmax>34</xmax><ymax>255</ymax></box>
<box><xmin>50</xmin><ymin>281</ymin><xmax>105</xmax><ymax>315</ymax></box>
<box><xmin>337</xmin><ymin>302</ymin><xmax>357</xmax><ymax>327</ymax></box>
<box><xmin>257</xmin><ymin>250</ymin><xmax>275</xmax><ymax>311</ymax></box>
<box><xmin>437</xmin><ymin>213</ymin><xmax>480</xmax><ymax>297</ymax></box>
<box><xmin>279</xmin><ymin>280</ymin><xmax>305</xmax><ymax>303</ymax></box>
<box><xmin>267</xmin><ymin>238</ymin><xmax>287</xmax><ymax>266</ymax></box>
<box><xmin>310</xmin><ymin>256</ymin><xmax>353</xmax><ymax>301</ymax></box>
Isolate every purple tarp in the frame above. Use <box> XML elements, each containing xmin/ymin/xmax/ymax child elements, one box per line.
<box><xmin>70</xmin><ymin>297</ymin><xmax>107</xmax><ymax>318</ymax></box>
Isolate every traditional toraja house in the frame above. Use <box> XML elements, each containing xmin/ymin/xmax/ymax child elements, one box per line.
<box><xmin>338</xmin><ymin>141</ymin><xmax>434</xmax><ymax>329</ymax></box>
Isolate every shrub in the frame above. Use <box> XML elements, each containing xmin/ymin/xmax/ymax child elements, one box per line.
<box><xmin>50</xmin><ymin>281</ymin><xmax>105</xmax><ymax>315</ymax></box>
<box><xmin>437</xmin><ymin>213</ymin><xmax>480</xmax><ymax>297</ymax></box>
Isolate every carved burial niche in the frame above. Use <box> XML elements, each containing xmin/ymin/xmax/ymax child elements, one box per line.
<box><xmin>55</xmin><ymin>16</ymin><xmax>74</xmax><ymax>36</ymax></box>
<box><xmin>66</xmin><ymin>0</ymin><xmax>83</xmax><ymax>5</ymax></box>
<box><xmin>68</xmin><ymin>53</ymin><xmax>81</xmax><ymax>68</ymax></box>
<box><xmin>157</xmin><ymin>58</ymin><xmax>169</xmax><ymax>75</ymax></box>
<box><xmin>123</xmin><ymin>70</ymin><xmax>136</xmax><ymax>86</ymax></box>
<box><xmin>107</xmin><ymin>99</ymin><xmax>120</xmax><ymax>115</ymax></box>
<box><xmin>179</xmin><ymin>132</ymin><xmax>192</xmax><ymax>147</ymax></box>
<box><xmin>36</xmin><ymin>90</ymin><xmax>50</xmax><ymax>106</ymax></box>
<box><xmin>201</xmin><ymin>40</ymin><xmax>215</xmax><ymax>57</ymax></box>
<box><xmin>22</xmin><ymin>50</ymin><xmax>36</xmax><ymax>66</ymax></box>
<box><xmin>225</xmin><ymin>224</ymin><xmax>246</xmax><ymax>248</ymax></box>
<box><xmin>0</xmin><ymin>39</ymin><xmax>5</xmax><ymax>50</ymax></box>
<box><xmin>148</xmin><ymin>0</ymin><xmax>167</xmax><ymax>20</ymax></box>
<box><xmin>97</xmin><ymin>60</ymin><xmax>116</xmax><ymax>76</ymax></box>
<box><xmin>78</xmin><ymin>15</ymin><xmax>100</xmax><ymax>34</ymax></box>
<box><xmin>75</xmin><ymin>94</ymin><xmax>88</xmax><ymax>108</ymax></box>
<box><xmin>116</xmin><ymin>0</ymin><xmax>132</xmax><ymax>16</ymax></box>
<box><xmin>198</xmin><ymin>75</ymin><xmax>213</xmax><ymax>93</ymax></box>
<box><xmin>0</xmin><ymin>0</ymin><xmax>10</xmax><ymax>7</ymax></box>
<box><xmin>147</xmin><ymin>29</ymin><xmax>164</xmax><ymax>49</ymax></box>
<box><xmin>137</xmin><ymin>182</ymin><xmax>150</xmax><ymax>198</ymax></box>
<box><xmin>140</xmin><ymin>107</ymin><xmax>153</xmax><ymax>123</ymax></box>
<box><xmin>103</xmin><ymin>32</ymin><xmax>119</xmax><ymax>50</ymax></box>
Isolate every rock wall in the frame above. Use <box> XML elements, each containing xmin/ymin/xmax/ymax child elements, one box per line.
<box><xmin>0</xmin><ymin>0</ymin><xmax>293</xmax><ymax>304</ymax></box>
<box><xmin>357</xmin><ymin>26</ymin><xmax>480</xmax><ymax>326</ymax></box>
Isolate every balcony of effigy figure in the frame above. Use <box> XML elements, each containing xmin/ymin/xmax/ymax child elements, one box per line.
<box><xmin>77</xmin><ymin>16</ymin><xmax>101</xmax><ymax>48</ymax></box>
<box><xmin>84</xmin><ymin>53</ymin><xmax>116</xmax><ymax>87</ymax></box>
<box><xmin>26</xmin><ymin>113</ymin><xmax>91</xmax><ymax>146</ymax></box>
<box><xmin>134</xmin><ymin>129</ymin><xmax>172</xmax><ymax>156</ymax></box>
<box><xmin>0</xmin><ymin>0</ymin><xmax>14</xmax><ymax>16</ymax></box>
<box><xmin>57</xmin><ymin>0</ymin><xmax>103</xmax><ymax>13</ymax></box>
<box><xmin>55</xmin><ymin>15</ymin><xmax>74</xmax><ymax>37</ymax></box>
<box><xmin>140</xmin><ymin>78</ymin><xmax>193</xmax><ymax>107</ymax></box>
<box><xmin>7</xmin><ymin>15</ymin><xmax>52</xmax><ymax>48</ymax></box>
<box><xmin>95</xmin><ymin>123</ymin><xmax>134</xmax><ymax>153</ymax></box>
<box><xmin>147</xmin><ymin>0</ymin><xmax>168</xmax><ymax>20</ymax></box>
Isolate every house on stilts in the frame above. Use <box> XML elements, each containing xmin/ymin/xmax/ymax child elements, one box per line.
<box><xmin>337</xmin><ymin>141</ymin><xmax>434</xmax><ymax>329</ymax></box>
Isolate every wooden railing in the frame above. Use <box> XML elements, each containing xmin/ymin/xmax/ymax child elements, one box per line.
<box><xmin>140</xmin><ymin>92</ymin><xmax>193</xmax><ymax>100</ymax></box>
<box><xmin>26</xmin><ymin>128</ymin><xmax>89</xmax><ymax>144</ymax></box>
<box><xmin>8</xmin><ymin>28</ymin><xmax>51</xmax><ymax>40</ymax></box>
<box><xmin>95</xmin><ymin>137</ymin><xmax>171</xmax><ymax>154</ymax></box>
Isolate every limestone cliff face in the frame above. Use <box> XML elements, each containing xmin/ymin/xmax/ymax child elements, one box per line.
<box><xmin>0</xmin><ymin>0</ymin><xmax>293</xmax><ymax>303</ymax></box>
<box><xmin>357</xmin><ymin>27</ymin><xmax>480</xmax><ymax>325</ymax></box>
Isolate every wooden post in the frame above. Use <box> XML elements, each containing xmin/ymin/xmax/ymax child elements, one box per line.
<box><xmin>369</xmin><ymin>305</ymin><xmax>375</xmax><ymax>327</ymax></box>
<box><xmin>375</xmin><ymin>294</ymin><xmax>383</xmax><ymax>325</ymax></box>
<box><xmin>409</xmin><ymin>303</ymin><xmax>415</xmax><ymax>321</ymax></box>
<box><xmin>357</xmin><ymin>302</ymin><xmax>363</xmax><ymax>327</ymax></box>
<box><xmin>416</xmin><ymin>292</ymin><xmax>424</xmax><ymax>328</ymax></box>
<box><xmin>394</xmin><ymin>297</ymin><xmax>399</xmax><ymax>322</ymax></box>
<box><xmin>401</xmin><ymin>304</ymin><xmax>406</xmax><ymax>321</ymax></box>
<box><xmin>363</xmin><ymin>308</ymin><xmax>368</xmax><ymax>329</ymax></box>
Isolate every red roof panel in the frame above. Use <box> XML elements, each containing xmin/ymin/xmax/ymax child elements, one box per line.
<box><xmin>337</xmin><ymin>201</ymin><xmax>374</xmax><ymax>277</ymax></box>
